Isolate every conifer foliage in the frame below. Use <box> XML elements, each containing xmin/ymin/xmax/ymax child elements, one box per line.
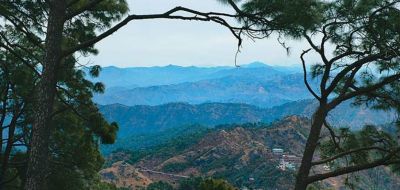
<box><xmin>0</xmin><ymin>1</ymin><xmax>249</xmax><ymax>189</ymax></box>
<box><xmin>1</xmin><ymin>0</ymin><xmax>399</xmax><ymax>190</ymax></box>
<box><xmin>227</xmin><ymin>0</ymin><xmax>400</xmax><ymax>189</ymax></box>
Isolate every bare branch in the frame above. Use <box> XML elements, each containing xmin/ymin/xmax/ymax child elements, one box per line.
<box><xmin>312</xmin><ymin>146</ymin><xmax>389</xmax><ymax>166</ymax></box>
<box><xmin>325</xmin><ymin>53</ymin><xmax>386</xmax><ymax>95</ymax></box>
<box><xmin>301</xmin><ymin>48</ymin><xmax>321</xmax><ymax>100</ymax></box>
<box><xmin>62</xmin><ymin>6</ymin><xmax>244</xmax><ymax>57</ymax></box>
<box><xmin>323</xmin><ymin>120</ymin><xmax>342</xmax><ymax>151</ymax></box>
<box><xmin>328</xmin><ymin>73</ymin><xmax>400</xmax><ymax>110</ymax></box>
<box><xmin>307</xmin><ymin>150</ymin><xmax>400</xmax><ymax>183</ymax></box>
<box><xmin>337</xmin><ymin>65</ymin><xmax>362</xmax><ymax>97</ymax></box>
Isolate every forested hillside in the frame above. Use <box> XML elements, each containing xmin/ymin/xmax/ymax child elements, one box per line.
<box><xmin>103</xmin><ymin>116</ymin><xmax>400</xmax><ymax>190</ymax></box>
<box><xmin>100</xmin><ymin>99</ymin><xmax>396</xmax><ymax>137</ymax></box>
<box><xmin>2</xmin><ymin>0</ymin><xmax>399</xmax><ymax>190</ymax></box>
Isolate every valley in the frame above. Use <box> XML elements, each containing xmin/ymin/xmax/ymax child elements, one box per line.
<box><xmin>3</xmin><ymin>2</ymin><xmax>400</xmax><ymax>190</ymax></box>
<box><xmin>101</xmin><ymin>116</ymin><xmax>400</xmax><ymax>190</ymax></box>
<box><xmin>95</xmin><ymin>63</ymin><xmax>399</xmax><ymax>190</ymax></box>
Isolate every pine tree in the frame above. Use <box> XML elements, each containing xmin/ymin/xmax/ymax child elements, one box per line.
<box><xmin>0</xmin><ymin>1</ymin><xmax>249</xmax><ymax>189</ymax></box>
<box><xmin>229</xmin><ymin>0</ymin><xmax>400</xmax><ymax>189</ymax></box>
<box><xmin>0</xmin><ymin>26</ymin><xmax>119</xmax><ymax>189</ymax></box>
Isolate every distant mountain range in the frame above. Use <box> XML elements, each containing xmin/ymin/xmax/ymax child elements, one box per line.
<box><xmin>91</xmin><ymin>61</ymin><xmax>302</xmax><ymax>88</ymax></box>
<box><xmin>96</xmin><ymin>62</ymin><xmax>400</xmax><ymax>190</ymax></box>
<box><xmin>93</xmin><ymin>62</ymin><xmax>311</xmax><ymax>107</ymax></box>
<box><xmin>99</xmin><ymin>100</ymin><xmax>395</xmax><ymax>137</ymax></box>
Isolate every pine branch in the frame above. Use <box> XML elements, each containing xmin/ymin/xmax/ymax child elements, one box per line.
<box><xmin>312</xmin><ymin>146</ymin><xmax>390</xmax><ymax>166</ymax></box>
<box><xmin>62</xmin><ymin>6</ymin><xmax>244</xmax><ymax>57</ymax></box>
<box><xmin>328</xmin><ymin>73</ymin><xmax>400</xmax><ymax>109</ymax></box>
<box><xmin>307</xmin><ymin>149</ymin><xmax>400</xmax><ymax>183</ymax></box>
<box><xmin>65</xmin><ymin>0</ymin><xmax>104</xmax><ymax>20</ymax></box>
<box><xmin>301</xmin><ymin>48</ymin><xmax>321</xmax><ymax>100</ymax></box>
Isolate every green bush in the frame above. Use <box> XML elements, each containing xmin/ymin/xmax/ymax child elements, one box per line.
<box><xmin>199</xmin><ymin>178</ymin><xmax>237</xmax><ymax>190</ymax></box>
<box><xmin>178</xmin><ymin>177</ymin><xmax>236</xmax><ymax>190</ymax></box>
<box><xmin>162</xmin><ymin>162</ymin><xmax>190</xmax><ymax>173</ymax></box>
<box><xmin>147</xmin><ymin>181</ymin><xmax>174</xmax><ymax>190</ymax></box>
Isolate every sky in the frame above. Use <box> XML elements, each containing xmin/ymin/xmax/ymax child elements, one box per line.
<box><xmin>84</xmin><ymin>0</ymin><xmax>320</xmax><ymax>68</ymax></box>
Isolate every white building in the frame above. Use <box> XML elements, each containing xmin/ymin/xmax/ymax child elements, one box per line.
<box><xmin>277</xmin><ymin>159</ymin><xmax>296</xmax><ymax>171</ymax></box>
<box><xmin>272</xmin><ymin>148</ymin><xmax>284</xmax><ymax>154</ymax></box>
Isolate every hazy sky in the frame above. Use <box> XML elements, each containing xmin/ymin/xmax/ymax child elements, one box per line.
<box><xmin>84</xmin><ymin>0</ymin><xmax>320</xmax><ymax>68</ymax></box>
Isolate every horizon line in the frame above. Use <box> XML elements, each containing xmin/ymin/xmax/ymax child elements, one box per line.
<box><xmin>98</xmin><ymin>61</ymin><xmax>301</xmax><ymax>69</ymax></box>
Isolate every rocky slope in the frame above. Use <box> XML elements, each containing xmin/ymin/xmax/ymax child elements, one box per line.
<box><xmin>102</xmin><ymin>116</ymin><xmax>400</xmax><ymax>190</ymax></box>
<box><xmin>100</xmin><ymin>161</ymin><xmax>152</xmax><ymax>189</ymax></box>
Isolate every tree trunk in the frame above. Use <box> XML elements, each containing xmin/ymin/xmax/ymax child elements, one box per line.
<box><xmin>295</xmin><ymin>104</ymin><xmax>328</xmax><ymax>190</ymax></box>
<box><xmin>24</xmin><ymin>1</ymin><xmax>66</xmax><ymax>190</ymax></box>
<box><xmin>0</xmin><ymin>111</ymin><xmax>18</xmax><ymax>188</ymax></box>
<box><xmin>0</xmin><ymin>94</ymin><xmax>6</xmax><ymax>187</ymax></box>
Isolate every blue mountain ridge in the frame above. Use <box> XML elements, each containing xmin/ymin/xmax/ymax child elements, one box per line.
<box><xmin>92</xmin><ymin>62</ymin><xmax>308</xmax><ymax>108</ymax></box>
<box><xmin>99</xmin><ymin>100</ymin><xmax>395</xmax><ymax>137</ymax></box>
<box><xmin>90</xmin><ymin>61</ymin><xmax>301</xmax><ymax>88</ymax></box>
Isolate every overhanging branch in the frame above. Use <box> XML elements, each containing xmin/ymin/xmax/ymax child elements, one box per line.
<box><xmin>307</xmin><ymin>150</ymin><xmax>400</xmax><ymax>183</ymax></box>
<box><xmin>328</xmin><ymin>73</ymin><xmax>400</xmax><ymax>109</ymax></box>
<box><xmin>301</xmin><ymin>48</ymin><xmax>321</xmax><ymax>101</ymax></box>
<box><xmin>312</xmin><ymin>146</ymin><xmax>390</xmax><ymax>166</ymax></box>
<box><xmin>62</xmin><ymin>6</ymin><xmax>245</xmax><ymax>57</ymax></box>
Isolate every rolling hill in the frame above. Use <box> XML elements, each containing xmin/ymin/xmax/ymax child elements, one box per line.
<box><xmin>99</xmin><ymin>100</ymin><xmax>396</xmax><ymax>137</ymax></box>
<box><xmin>102</xmin><ymin>116</ymin><xmax>400</xmax><ymax>190</ymax></box>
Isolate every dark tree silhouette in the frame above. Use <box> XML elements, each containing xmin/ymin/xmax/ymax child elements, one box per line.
<box><xmin>231</xmin><ymin>0</ymin><xmax>400</xmax><ymax>189</ymax></box>
<box><xmin>0</xmin><ymin>0</ymin><xmax>261</xmax><ymax>189</ymax></box>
